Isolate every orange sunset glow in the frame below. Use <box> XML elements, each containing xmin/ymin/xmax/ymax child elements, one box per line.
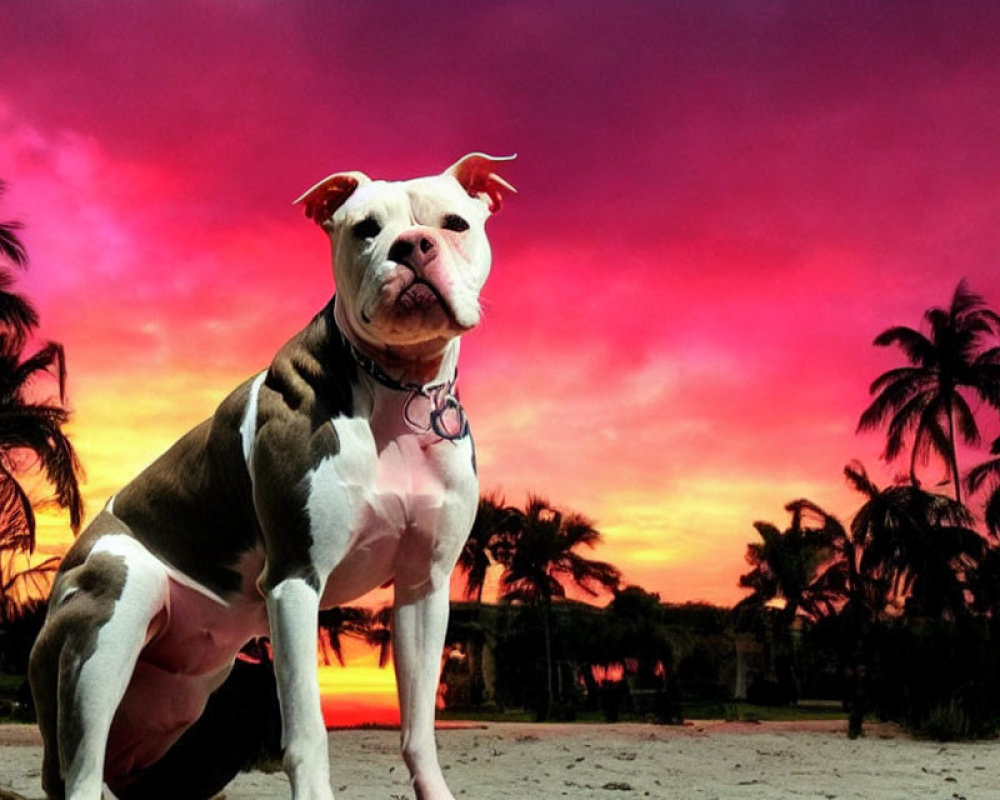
<box><xmin>4</xmin><ymin>2</ymin><xmax>1000</xmax><ymax>724</ymax></box>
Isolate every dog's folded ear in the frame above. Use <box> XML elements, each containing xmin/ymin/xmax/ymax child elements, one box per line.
<box><xmin>445</xmin><ymin>153</ymin><xmax>517</xmax><ymax>213</ymax></box>
<box><xmin>294</xmin><ymin>171</ymin><xmax>372</xmax><ymax>227</ymax></box>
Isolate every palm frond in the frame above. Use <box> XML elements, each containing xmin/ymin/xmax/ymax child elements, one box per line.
<box><xmin>844</xmin><ymin>461</ymin><xmax>879</xmax><ymax>499</ymax></box>
<box><xmin>907</xmin><ymin>400</ymin><xmax>949</xmax><ymax>469</ymax></box>
<box><xmin>967</xmin><ymin>356</ymin><xmax>1000</xmax><ymax>407</ymax></box>
<box><xmin>881</xmin><ymin>391</ymin><xmax>932</xmax><ymax>460</ymax></box>
<box><xmin>948</xmin><ymin>278</ymin><xmax>988</xmax><ymax>321</ymax></box>
<box><xmin>873</xmin><ymin>325</ymin><xmax>936</xmax><ymax>366</ymax></box>
<box><xmin>983</xmin><ymin>486</ymin><xmax>1000</xmax><ymax>539</ymax></box>
<box><xmin>966</xmin><ymin>455</ymin><xmax>1000</xmax><ymax>494</ymax></box>
<box><xmin>0</xmin><ymin>286</ymin><xmax>39</xmax><ymax>350</ymax></box>
<box><xmin>0</xmin><ymin>183</ymin><xmax>26</xmax><ymax>269</ymax></box>
<box><xmin>367</xmin><ymin>606</ymin><xmax>392</xmax><ymax>668</ymax></box>
<box><xmin>317</xmin><ymin>606</ymin><xmax>377</xmax><ymax>667</ymax></box>
<box><xmin>858</xmin><ymin>374</ymin><xmax>931</xmax><ymax>437</ymax></box>
<box><xmin>0</xmin><ymin>466</ymin><xmax>36</xmax><ymax>552</ymax></box>
<box><xmin>562</xmin><ymin>553</ymin><xmax>620</xmax><ymax>596</ymax></box>
<box><xmin>2</xmin><ymin>555</ymin><xmax>60</xmax><ymax>612</ymax></box>
<box><xmin>0</xmin><ymin>402</ymin><xmax>82</xmax><ymax>486</ymax></box>
<box><xmin>867</xmin><ymin>366</ymin><xmax>933</xmax><ymax>397</ymax></box>
<box><xmin>0</xmin><ymin>226</ymin><xmax>27</xmax><ymax>270</ymax></box>
<box><xmin>950</xmin><ymin>391</ymin><xmax>981</xmax><ymax>448</ymax></box>
<box><xmin>11</xmin><ymin>342</ymin><xmax>68</xmax><ymax>404</ymax></box>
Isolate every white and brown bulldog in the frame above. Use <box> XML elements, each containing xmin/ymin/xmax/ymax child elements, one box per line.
<box><xmin>29</xmin><ymin>153</ymin><xmax>515</xmax><ymax>800</ymax></box>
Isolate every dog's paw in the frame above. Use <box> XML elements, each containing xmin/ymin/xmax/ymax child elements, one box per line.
<box><xmin>289</xmin><ymin>783</ymin><xmax>336</xmax><ymax>800</ymax></box>
<box><xmin>412</xmin><ymin>775</ymin><xmax>456</xmax><ymax>800</ymax></box>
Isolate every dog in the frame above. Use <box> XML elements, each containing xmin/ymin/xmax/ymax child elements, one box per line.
<box><xmin>29</xmin><ymin>153</ymin><xmax>515</xmax><ymax>800</ymax></box>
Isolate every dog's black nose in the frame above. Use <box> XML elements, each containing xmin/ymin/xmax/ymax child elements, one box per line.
<box><xmin>388</xmin><ymin>240</ymin><xmax>413</xmax><ymax>263</ymax></box>
<box><xmin>389</xmin><ymin>236</ymin><xmax>435</xmax><ymax>264</ymax></box>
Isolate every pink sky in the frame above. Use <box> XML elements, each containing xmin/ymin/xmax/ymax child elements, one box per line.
<box><xmin>2</xmin><ymin>1</ymin><xmax>1000</xmax><ymax>610</ymax></box>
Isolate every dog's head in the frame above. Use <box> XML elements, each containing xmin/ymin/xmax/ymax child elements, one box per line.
<box><xmin>296</xmin><ymin>153</ymin><xmax>515</xmax><ymax>351</ymax></box>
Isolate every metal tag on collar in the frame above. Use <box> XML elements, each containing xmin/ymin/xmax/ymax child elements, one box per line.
<box><xmin>403</xmin><ymin>382</ymin><xmax>469</xmax><ymax>441</ymax></box>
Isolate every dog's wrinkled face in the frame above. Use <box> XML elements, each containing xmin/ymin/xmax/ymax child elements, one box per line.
<box><xmin>296</xmin><ymin>154</ymin><xmax>515</xmax><ymax>351</ymax></box>
<box><xmin>333</xmin><ymin>176</ymin><xmax>492</xmax><ymax>344</ymax></box>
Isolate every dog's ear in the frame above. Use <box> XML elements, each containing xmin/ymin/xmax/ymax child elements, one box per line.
<box><xmin>294</xmin><ymin>171</ymin><xmax>372</xmax><ymax>227</ymax></box>
<box><xmin>445</xmin><ymin>153</ymin><xmax>517</xmax><ymax>213</ymax></box>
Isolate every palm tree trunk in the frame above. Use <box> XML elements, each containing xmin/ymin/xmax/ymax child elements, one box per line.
<box><xmin>945</xmin><ymin>400</ymin><xmax>962</xmax><ymax>503</ymax></box>
<box><xmin>844</xmin><ymin>541</ymin><xmax>869</xmax><ymax>739</ymax></box>
<box><xmin>847</xmin><ymin>633</ymin><xmax>867</xmax><ymax>739</ymax></box>
<box><xmin>543</xmin><ymin>598</ymin><xmax>554</xmax><ymax>719</ymax></box>
<box><xmin>782</xmin><ymin>605</ymin><xmax>801</xmax><ymax>704</ymax></box>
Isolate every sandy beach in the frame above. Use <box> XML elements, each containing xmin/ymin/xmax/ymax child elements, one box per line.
<box><xmin>1</xmin><ymin>720</ymin><xmax>998</xmax><ymax>799</ymax></box>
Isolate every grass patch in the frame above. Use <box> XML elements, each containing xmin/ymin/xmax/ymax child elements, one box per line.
<box><xmin>439</xmin><ymin>700</ymin><xmax>848</xmax><ymax>724</ymax></box>
<box><xmin>682</xmin><ymin>700</ymin><xmax>847</xmax><ymax>722</ymax></box>
<box><xmin>437</xmin><ymin>708</ymin><xmax>536</xmax><ymax>723</ymax></box>
<box><xmin>0</xmin><ymin>673</ymin><xmax>25</xmax><ymax>692</ymax></box>
<box><xmin>0</xmin><ymin>672</ymin><xmax>31</xmax><ymax>724</ymax></box>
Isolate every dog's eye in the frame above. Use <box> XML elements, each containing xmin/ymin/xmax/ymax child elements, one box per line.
<box><xmin>352</xmin><ymin>217</ymin><xmax>382</xmax><ymax>239</ymax></box>
<box><xmin>442</xmin><ymin>214</ymin><xmax>469</xmax><ymax>233</ymax></box>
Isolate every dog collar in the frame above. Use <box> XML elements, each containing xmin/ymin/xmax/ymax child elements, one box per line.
<box><xmin>335</xmin><ymin>317</ymin><xmax>469</xmax><ymax>442</ymax></box>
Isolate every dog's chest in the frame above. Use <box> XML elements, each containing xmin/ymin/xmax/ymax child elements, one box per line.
<box><xmin>306</xmin><ymin>402</ymin><xmax>475</xmax><ymax>606</ymax></box>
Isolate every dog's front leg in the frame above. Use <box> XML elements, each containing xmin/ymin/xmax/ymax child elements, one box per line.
<box><xmin>393</xmin><ymin>581</ymin><xmax>455</xmax><ymax>800</ymax></box>
<box><xmin>266</xmin><ymin>578</ymin><xmax>334</xmax><ymax>800</ymax></box>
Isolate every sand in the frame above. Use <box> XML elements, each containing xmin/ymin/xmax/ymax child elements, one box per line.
<box><xmin>1</xmin><ymin>720</ymin><xmax>998</xmax><ymax>799</ymax></box>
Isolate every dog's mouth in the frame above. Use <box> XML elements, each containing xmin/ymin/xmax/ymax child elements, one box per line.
<box><xmin>394</xmin><ymin>275</ymin><xmax>469</xmax><ymax>330</ymax></box>
<box><xmin>361</xmin><ymin>266</ymin><xmax>473</xmax><ymax>335</ymax></box>
<box><xmin>398</xmin><ymin>277</ymin><xmax>445</xmax><ymax>311</ymax></box>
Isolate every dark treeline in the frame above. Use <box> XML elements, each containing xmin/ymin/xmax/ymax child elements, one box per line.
<box><xmin>733</xmin><ymin>280</ymin><xmax>1000</xmax><ymax>739</ymax></box>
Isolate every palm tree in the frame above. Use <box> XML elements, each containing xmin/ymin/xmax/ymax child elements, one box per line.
<box><xmin>499</xmin><ymin>495</ymin><xmax>621</xmax><ymax>717</ymax></box>
<box><xmin>457</xmin><ymin>492</ymin><xmax>519</xmax><ymax>603</ymax></box>
<box><xmin>737</xmin><ymin>504</ymin><xmax>846</xmax><ymax>626</ymax></box>
<box><xmin>844</xmin><ymin>461</ymin><xmax>983</xmax><ymax>619</ymax></box>
<box><xmin>316</xmin><ymin>605</ymin><xmax>392</xmax><ymax>667</ymax></box>
<box><xmin>316</xmin><ymin>606</ymin><xmax>373</xmax><ymax>666</ymax></box>
<box><xmin>736</xmin><ymin>500</ymin><xmax>848</xmax><ymax>702</ymax></box>
<box><xmin>857</xmin><ymin>279</ymin><xmax>1000</xmax><ymax>503</ymax></box>
<box><xmin>0</xmin><ymin>183</ymin><xmax>83</xmax><ymax>623</ymax></box>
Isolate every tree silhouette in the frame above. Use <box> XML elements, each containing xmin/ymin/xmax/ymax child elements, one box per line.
<box><xmin>317</xmin><ymin>605</ymin><xmax>392</xmax><ymax>668</ymax></box>
<box><xmin>457</xmin><ymin>492</ymin><xmax>519</xmax><ymax>603</ymax></box>
<box><xmin>736</xmin><ymin>499</ymin><xmax>847</xmax><ymax>701</ymax></box>
<box><xmin>501</xmin><ymin>497</ymin><xmax>621</xmax><ymax>602</ymax></box>
<box><xmin>604</xmin><ymin>585</ymin><xmax>674</xmax><ymax>689</ymax></box>
<box><xmin>844</xmin><ymin>461</ymin><xmax>983</xmax><ymax>620</ymax></box>
<box><xmin>0</xmin><ymin>182</ymin><xmax>83</xmax><ymax>622</ymax></box>
<box><xmin>737</xmin><ymin>504</ymin><xmax>844</xmax><ymax>625</ymax></box>
<box><xmin>499</xmin><ymin>495</ymin><xmax>620</xmax><ymax>716</ymax></box>
<box><xmin>857</xmin><ymin>279</ymin><xmax>1000</xmax><ymax>502</ymax></box>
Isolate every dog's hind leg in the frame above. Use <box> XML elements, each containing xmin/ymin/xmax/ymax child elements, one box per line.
<box><xmin>33</xmin><ymin>535</ymin><xmax>169</xmax><ymax>800</ymax></box>
<box><xmin>29</xmin><ymin>634</ymin><xmax>64</xmax><ymax>799</ymax></box>
<box><xmin>115</xmin><ymin>656</ymin><xmax>282</xmax><ymax>800</ymax></box>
